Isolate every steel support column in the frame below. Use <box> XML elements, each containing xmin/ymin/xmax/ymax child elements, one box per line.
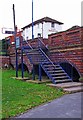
<box><xmin>13</xmin><ymin>4</ymin><xmax>18</xmax><ymax>77</ymax></box>
<box><xmin>21</xmin><ymin>48</ymin><xmax>24</xmax><ymax>78</ymax></box>
<box><xmin>32</xmin><ymin>65</ymin><xmax>35</xmax><ymax>80</ymax></box>
<box><xmin>39</xmin><ymin>64</ymin><xmax>42</xmax><ymax>81</ymax></box>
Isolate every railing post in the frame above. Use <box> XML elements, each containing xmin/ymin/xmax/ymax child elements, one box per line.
<box><xmin>38</xmin><ymin>38</ymin><xmax>40</xmax><ymax>48</ymax></box>
<box><xmin>71</xmin><ymin>65</ymin><xmax>73</xmax><ymax>81</ymax></box>
<box><xmin>32</xmin><ymin>65</ymin><xmax>35</xmax><ymax>80</ymax></box>
<box><xmin>39</xmin><ymin>64</ymin><xmax>42</xmax><ymax>81</ymax></box>
<box><xmin>21</xmin><ymin>47</ymin><xmax>24</xmax><ymax>78</ymax></box>
<box><xmin>15</xmin><ymin>49</ymin><xmax>18</xmax><ymax>77</ymax></box>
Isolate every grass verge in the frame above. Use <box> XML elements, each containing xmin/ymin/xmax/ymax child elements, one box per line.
<box><xmin>2</xmin><ymin>69</ymin><xmax>65</xmax><ymax>119</ymax></box>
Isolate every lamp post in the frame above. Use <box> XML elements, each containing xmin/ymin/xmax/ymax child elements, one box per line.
<box><xmin>13</xmin><ymin>4</ymin><xmax>18</xmax><ymax>77</ymax></box>
<box><xmin>32</xmin><ymin>0</ymin><xmax>34</xmax><ymax>40</ymax></box>
<box><xmin>32</xmin><ymin>0</ymin><xmax>35</xmax><ymax>80</ymax></box>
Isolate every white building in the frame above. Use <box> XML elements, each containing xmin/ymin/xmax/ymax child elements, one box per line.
<box><xmin>22</xmin><ymin>17</ymin><xmax>63</xmax><ymax>40</ymax></box>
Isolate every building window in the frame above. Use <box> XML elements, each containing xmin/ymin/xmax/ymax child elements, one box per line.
<box><xmin>26</xmin><ymin>36</ymin><xmax>28</xmax><ymax>40</ymax></box>
<box><xmin>51</xmin><ymin>22</ymin><xmax>55</xmax><ymax>28</ymax></box>
<box><xmin>38</xmin><ymin>33</ymin><xmax>41</xmax><ymax>37</ymax></box>
<box><xmin>38</xmin><ymin>23</ymin><xmax>40</xmax><ymax>28</ymax></box>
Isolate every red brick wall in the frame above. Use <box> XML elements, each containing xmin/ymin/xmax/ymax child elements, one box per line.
<box><xmin>0</xmin><ymin>56</ymin><xmax>10</xmax><ymax>68</ymax></box>
<box><xmin>23</xmin><ymin>38</ymin><xmax>48</xmax><ymax>48</ymax></box>
<box><xmin>48</xmin><ymin>26</ymin><xmax>83</xmax><ymax>76</ymax></box>
<box><xmin>48</xmin><ymin>27</ymin><xmax>82</xmax><ymax>48</ymax></box>
<box><xmin>48</xmin><ymin>48</ymin><xmax>83</xmax><ymax>76</ymax></box>
<box><xmin>9</xmin><ymin>53</ymin><xmax>33</xmax><ymax>73</ymax></box>
<box><xmin>7</xmin><ymin>26</ymin><xmax>83</xmax><ymax>77</ymax></box>
<box><xmin>8</xmin><ymin>37</ymin><xmax>48</xmax><ymax>72</ymax></box>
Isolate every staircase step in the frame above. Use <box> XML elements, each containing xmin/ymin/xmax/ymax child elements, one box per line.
<box><xmin>53</xmin><ymin>76</ymin><xmax>69</xmax><ymax>80</ymax></box>
<box><xmin>55</xmin><ymin>79</ymin><xmax>72</xmax><ymax>83</ymax></box>
<box><xmin>27</xmin><ymin>53</ymin><xmax>42</xmax><ymax>55</ymax></box>
<box><xmin>27</xmin><ymin>48</ymin><xmax>38</xmax><ymax>52</ymax></box>
<box><xmin>51</xmin><ymin>73</ymin><xmax>67</xmax><ymax>76</ymax></box>
<box><xmin>24</xmin><ymin>47</ymin><xmax>72</xmax><ymax>84</ymax></box>
<box><xmin>32</xmin><ymin>59</ymin><xmax>47</xmax><ymax>62</ymax></box>
<box><xmin>42</xmin><ymin>62</ymin><xmax>51</xmax><ymax>64</ymax></box>
<box><xmin>63</xmin><ymin>86</ymin><xmax>83</xmax><ymax>93</ymax></box>
<box><xmin>46</xmin><ymin>67</ymin><xmax>61</xmax><ymax>70</ymax></box>
<box><xmin>52</xmin><ymin>82</ymin><xmax>83</xmax><ymax>88</ymax></box>
<box><xmin>43</xmin><ymin>64</ymin><xmax>59</xmax><ymax>67</ymax></box>
<box><xmin>47</xmin><ymin>82</ymin><xmax>83</xmax><ymax>93</ymax></box>
<box><xmin>48</xmin><ymin>70</ymin><xmax>64</xmax><ymax>73</ymax></box>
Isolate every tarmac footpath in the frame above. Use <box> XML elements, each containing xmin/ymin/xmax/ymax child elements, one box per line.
<box><xmin>15</xmin><ymin>92</ymin><xmax>83</xmax><ymax>119</ymax></box>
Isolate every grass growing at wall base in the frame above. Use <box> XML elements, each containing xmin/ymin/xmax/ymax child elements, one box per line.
<box><xmin>2</xmin><ymin>69</ymin><xmax>65</xmax><ymax>119</ymax></box>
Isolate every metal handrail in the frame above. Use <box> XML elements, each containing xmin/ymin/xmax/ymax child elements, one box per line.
<box><xmin>39</xmin><ymin>48</ymin><xmax>57</xmax><ymax>68</ymax></box>
<box><xmin>38</xmin><ymin>38</ymin><xmax>48</xmax><ymax>50</ymax></box>
<box><xmin>38</xmin><ymin>38</ymin><xmax>70</xmax><ymax>64</ymax></box>
<box><xmin>39</xmin><ymin>47</ymin><xmax>72</xmax><ymax>80</ymax></box>
<box><xmin>23</xmin><ymin>37</ymin><xmax>71</xmax><ymax>66</ymax></box>
<box><xmin>22</xmin><ymin>39</ymin><xmax>33</xmax><ymax>49</ymax></box>
<box><xmin>23</xmin><ymin>38</ymin><xmax>72</xmax><ymax>67</ymax></box>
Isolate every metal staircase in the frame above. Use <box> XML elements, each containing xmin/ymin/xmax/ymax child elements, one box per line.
<box><xmin>22</xmin><ymin>39</ymin><xmax>72</xmax><ymax>84</ymax></box>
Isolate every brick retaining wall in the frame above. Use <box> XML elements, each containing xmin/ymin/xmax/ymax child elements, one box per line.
<box><xmin>48</xmin><ymin>26</ymin><xmax>83</xmax><ymax>77</ymax></box>
<box><xmin>0</xmin><ymin>56</ymin><xmax>10</xmax><ymax>68</ymax></box>
<box><xmin>4</xmin><ymin>26</ymin><xmax>83</xmax><ymax>77</ymax></box>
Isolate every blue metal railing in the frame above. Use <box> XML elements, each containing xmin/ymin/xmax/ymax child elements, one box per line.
<box><xmin>38</xmin><ymin>38</ymin><xmax>48</xmax><ymax>50</ymax></box>
<box><xmin>39</xmin><ymin>47</ymin><xmax>72</xmax><ymax>82</ymax></box>
<box><xmin>23</xmin><ymin>48</ymin><xmax>33</xmax><ymax>64</ymax></box>
<box><xmin>22</xmin><ymin>38</ymin><xmax>72</xmax><ymax>82</ymax></box>
<box><xmin>39</xmin><ymin>48</ymin><xmax>59</xmax><ymax>83</ymax></box>
<box><xmin>38</xmin><ymin>38</ymin><xmax>72</xmax><ymax>81</ymax></box>
<box><xmin>39</xmin><ymin>48</ymin><xmax>57</xmax><ymax>68</ymax></box>
<box><xmin>22</xmin><ymin>40</ymin><xmax>33</xmax><ymax>49</ymax></box>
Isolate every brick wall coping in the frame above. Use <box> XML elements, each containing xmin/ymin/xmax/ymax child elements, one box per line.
<box><xmin>49</xmin><ymin>46</ymin><xmax>83</xmax><ymax>53</ymax></box>
<box><xmin>49</xmin><ymin>44</ymin><xmax>82</xmax><ymax>50</ymax></box>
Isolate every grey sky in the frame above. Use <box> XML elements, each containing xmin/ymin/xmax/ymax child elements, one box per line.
<box><xmin>0</xmin><ymin>0</ymin><xmax>82</xmax><ymax>39</ymax></box>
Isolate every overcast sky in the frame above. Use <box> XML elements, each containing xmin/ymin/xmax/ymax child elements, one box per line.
<box><xmin>0</xmin><ymin>0</ymin><xmax>82</xmax><ymax>39</ymax></box>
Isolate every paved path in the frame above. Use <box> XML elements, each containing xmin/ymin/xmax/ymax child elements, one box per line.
<box><xmin>16</xmin><ymin>92</ymin><xmax>83</xmax><ymax>118</ymax></box>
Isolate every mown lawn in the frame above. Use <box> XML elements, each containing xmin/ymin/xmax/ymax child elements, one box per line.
<box><xmin>2</xmin><ymin>69</ymin><xmax>65</xmax><ymax>119</ymax></box>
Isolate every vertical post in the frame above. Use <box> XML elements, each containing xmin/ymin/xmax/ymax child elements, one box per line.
<box><xmin>71</xmin><ymin>65</ymin><xmax>73</xmax><ymax>81</ymax></box>
<box><xmin>42</xmin><ymin>22</ymin><xmax>43</xmax><ymax>38</ymax></box>
<box><xmin>32</xmin><ymin>65</ymin><xmax>35</xmax><ymax>80</ymax></box>
<box><xmin>32</xmin><ymin>0</ymin><xmax>34</xmax><ymax>40</ymax></box>
<box><xmin>32</xmin><ymin>0</ymin><xmax>35</xmax><ymax>80</ymax></box>
<box><xmin>39</xmin><ymin>64</ymin><xmax>42</xmax><ymax>81</ymax></box>
<box><xmin>38</xmin><ymin>37</ymin><xmax>40</xmax><ymax>48</ymax></box>
<box><xmin>21</xmin><ymin>47</ymin><xmax>24</xmax><ymax>78</ymax></box>
<box><xmin>13</xmin><ymin>4</ymin><xmax>18</xmax><ymax>77</ymax></box>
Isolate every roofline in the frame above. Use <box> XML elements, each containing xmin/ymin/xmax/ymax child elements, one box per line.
<box><xmin>22</xmin><ymin>17</ymin><xmax>63</xmax><ymax>29</ymax></box>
